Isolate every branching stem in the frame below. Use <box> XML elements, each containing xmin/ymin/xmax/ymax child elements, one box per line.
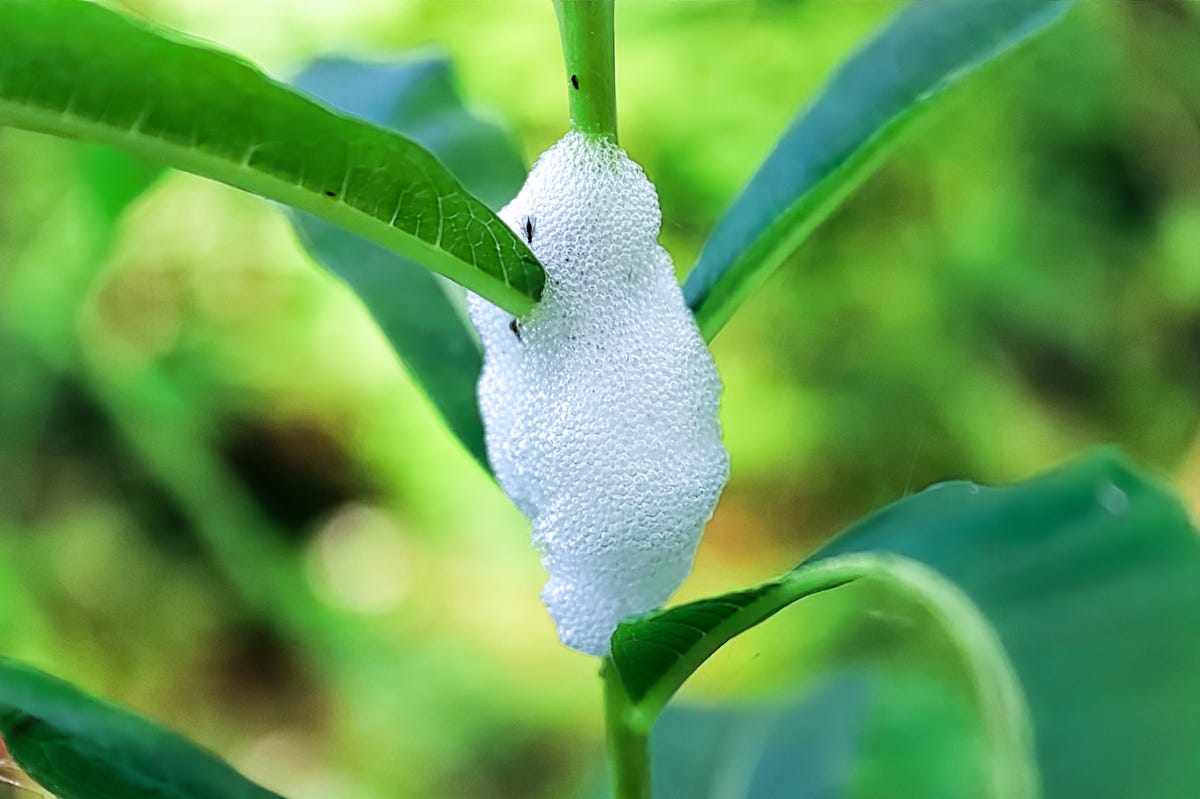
<box><xmin>553</xmin><ymin>0</ymin><xmax>618</xmax><ymax>142</ymax></box>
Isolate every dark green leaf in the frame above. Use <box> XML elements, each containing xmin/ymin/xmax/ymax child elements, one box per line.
<box><xmin>0</xmin><ymin>0</ymin><xmax>543</xmax><ymax>316</ymax></box>
<box><xmin>0</xmin><ymin>658</ymin><xmax>286</xmax><ymax>799</ymax></box>
<box><xmin>290</xmin><ymin>56</ymin><xmax>528</xmax><ymax>470</ymax></box>
<box><xmin>612</xmin><ymin>450</ymin><xmax>1200</xmax><ymax>798</ymax></box>
<box><xmin>684</xmin><ymin>0</ymin><xmax>1073</xmax><ymax>339</ymax></box>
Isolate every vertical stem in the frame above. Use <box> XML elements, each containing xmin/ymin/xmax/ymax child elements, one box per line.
<box><xmin>553</xmin><ymin>0</ymin><xmax>618</xmax><ymax>142</ymax></box>
<box><xmin>603</xmin><ymin>659</ymin><xmax>652</xmax><ymax>799</ymax></box>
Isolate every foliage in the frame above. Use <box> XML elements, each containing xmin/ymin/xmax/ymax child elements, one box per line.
<box><xmin>0</xmin><ymin>658</ymin><xmax>283</xmax><ymax>799</ymax></box>
<box><xmin>613</xmin><ymin>450</ymin><xmax>1200</xmax><ymax>798</ymax></box>
<box><xmin>1</xmin><ymin>0</ymin><xmax>1199</xmax><ymax>798</ymax></box>
<box><xmin>289</xmin><ymin>56</ymin><xmax>529</xmax><ymax>470</ymax></box>
<box><xmin>684</xmin><ymin>0</ymin><xmax>1073</xmax><ymax>339</ymax></box>
<box><xmin>0</xmin><ymin>0</ymin><xmax>543</xmax><ymax>315</ymax></box>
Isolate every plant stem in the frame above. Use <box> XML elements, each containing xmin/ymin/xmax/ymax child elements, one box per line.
<box><xmin>552</xmin><ymin>0</ymin><xmax>618</xmax><ymax>142</ymax></box>
<box><xmin>603</xmin><ymin>658</ymin><xmax>652</xmax><ymax>799</ymax></box>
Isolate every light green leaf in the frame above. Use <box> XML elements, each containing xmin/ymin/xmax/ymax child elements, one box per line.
<box><xmin>611</xmin><ymin>450</ymin><xmax>1200</xmax><ymax>798</ymax></box>
<box><xmin>0</xmin><ymin>0</ymin><xmax>544</xmax><ymax>317</ymax></box>
<box><xmin>0</xmin><ymin>658</ymin><xmax>286</xmax><ymax>799</ymax></box>
<box><xmin>290</xmin><ymin>56</ymin><xmax>529</xmax><ymax>471</ymax></box>
<box><xmin>684</xmin><ymin>0</ymin><xmax>1073</xmax><ymax>340</ymax></box>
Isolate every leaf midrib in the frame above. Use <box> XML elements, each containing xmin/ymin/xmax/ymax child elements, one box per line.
<box><xmin>0</xmin><ymin>96</ymin><xmax>537</xmax><ymax>317</ymax></box>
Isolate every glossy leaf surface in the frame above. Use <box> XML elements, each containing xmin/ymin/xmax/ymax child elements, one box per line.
<box><xmin>0</xmin><ymin>658</ymin><xmax>286</xmax><ymax>799</ymax></box>
<box><xmin>0</xmin><ymin>0</ymin><xmax>543</xmax><ymax>316</ymax></box>
<box><xmin>612</xmin><ymin>451</ymin><xmax>1200</xmax><ymax>798</ymax></box>
<box><xmin>291</xmin><ymin>56</ymin><xmax>528</xmax><ymax>470</ymax></box>
<box><xmin>684</xmin><ymin>0</ymin><xmax>1073</xmax><ymax>339</ymax></box>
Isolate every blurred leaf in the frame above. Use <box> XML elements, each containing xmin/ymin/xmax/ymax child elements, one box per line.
<box><xmin>0</xmin><ymin>658</ymin><xmax>286</xmax><ymax>799</ymax></box>
<box><xmin>611</xmin><ymin>450</ymin><xmax>1200</xmax><ymax>798</ymax></box>
<box><xmin>647</xmin><ymin>674</ymin><xmax>874</xmax><ymax>799</ymax></box>
<box><xmin>684</xmin><ymin>0</ymin><xmax>1073</xmax><ymax>340</ymax></box>
<box><xmin>0</xmin><ymin>141</ymin><xmax>162</xmax><ymax>511</ymax></box>
<box><xmin>645</xmin><ymin>665</ymin><xmax>994</xmax><ymax>799</ymax></box>
<box><xmin>0</xmin><ymin>0</ymin><xmax>544</xmax><ymax>316</ymax></box>
<box><xmin>0</xmin><ymin>142</ymin><xmax>163</xmax><ymax>359</ymax></box>
<box><xmin>290</xmin><ymin>56</ymin><xmax>529</xmax><ymax>471</ymax></box>
<box><xmin>77</xmin><ymin>146</ymin><xmax>165</xmax><ymax>224</ymax></box>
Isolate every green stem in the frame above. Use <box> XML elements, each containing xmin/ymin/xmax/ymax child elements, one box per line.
<box><xmin>553</xmin><ymin>0</ymin><xmax>618</xmax><ymax>142</ymax></box>
<box><xmin>603</xmin><ymin>658</ymin><xmax>652</xmax><ymax>799</ymax></box>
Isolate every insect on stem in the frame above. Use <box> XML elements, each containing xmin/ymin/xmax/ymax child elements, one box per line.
<box><xmin>552</xmin><ymin>0</ymin><xmax>617</xmax><ymax>142</ymax></box>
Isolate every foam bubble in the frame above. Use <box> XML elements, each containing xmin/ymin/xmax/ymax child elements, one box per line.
<box><xmin>468</xmin><ymin>131</ymin><xmax>729</xmax><ymax>655</ymax></box>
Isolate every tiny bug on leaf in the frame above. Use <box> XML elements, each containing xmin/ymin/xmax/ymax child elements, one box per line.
<box><xmin>523</xmin><ymin>216</ymin><xmax>535</xmax><ymax>244</ymax></box>
<box><xmin>509</xmin><ymin>318</ymin><xmax>523</xmax><ymax>341</ymax></box>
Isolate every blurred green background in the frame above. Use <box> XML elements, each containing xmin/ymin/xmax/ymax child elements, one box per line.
<box><xmin>2</xmin><ymin>1</ymin><xmax>1199</xmax><ymax>797</ymax></box>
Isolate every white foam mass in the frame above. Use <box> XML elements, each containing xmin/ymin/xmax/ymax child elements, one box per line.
<box><xmin>467</xmin><ymin>131</ymin><xmax>729</xmax><ymax>656</ymax></box>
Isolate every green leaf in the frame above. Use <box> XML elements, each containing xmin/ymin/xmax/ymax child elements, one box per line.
<box><xmin>0</xmin><ymin>0</ymin><xmax>544</xmax><ymax>317</ymax></box>
<box><xmin>77</xmin><ymin>146</ymin><xmax>165</xmax><ymax>226</ymax></box>
<box><xmin>646</xmin><ymin>668</ymin><xmax>991</xmax><ymax>799</ymax></box>
<box><xmin>683</xmin><ymin>0</ymin><xmax>1073</xmax><ymax>340</ymax></box>
<box><xmin>645</xmin><ymin>675</ymin><xmax>874</xmax><ymax>799</ymax></box>
<box><xmin>290</xmin><ymin>56</ymin><xmax>529</xmax><ymax>471</ymax></box>
<box><xmin>0</xmin><ymin>658</ymin><xmax>287</xmax><ymax>799</ymax></box>
<box><xmin>291</xmin><ymin>57</ymin><xmax>527</xmax><ymax>212</ymax></box>
<box><xmin>611</xmin><ymin>450</ymin><xmax>1200</xmax><ymax>798</ymax></box>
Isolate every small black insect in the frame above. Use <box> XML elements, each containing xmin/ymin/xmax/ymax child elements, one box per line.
<box><xmin>523</xmin><ymin>216</ymin><xmax>535</xmax><ymax>244</ymax></box>
<box><xmin>509</xmin><ymin>318</ymin><xmax>523</xmax><ymax>341</ymax></box>
<box><xmin>324</xmin><ymin>190</ymin><xmax>337</xmax><ymax>198</ymax></box>
<box><xmin>570</xmin><ymin>74</ymin><xmax>580</xmax><ymax>90</ymax></box>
